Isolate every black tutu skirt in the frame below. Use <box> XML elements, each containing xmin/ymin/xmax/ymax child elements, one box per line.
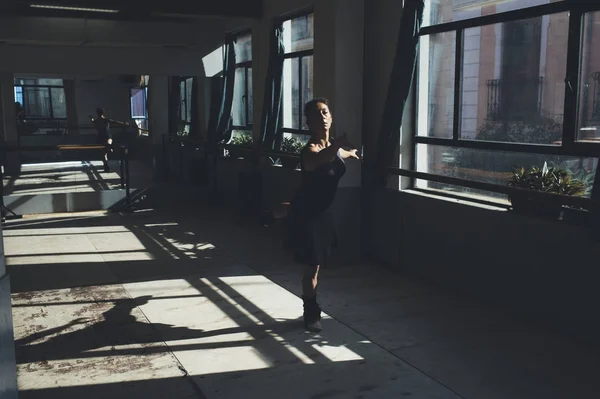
<box><xmin>284</xmin><ymin>207</ymin><xmax>338</xmax><ymax>266</ymax></box>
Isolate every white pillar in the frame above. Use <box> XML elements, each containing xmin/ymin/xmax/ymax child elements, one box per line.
<box><xmin>0</xmin><ymin>73</ymin><xmax>17</xmax><ymax>144</ymax></box>
<box><xmin>0</xmin><ymin>72</ymin><xmax>21</xmax><ymax>175</ymax></box>
<box><xmin>0</xmin><ymin>73</ymin><xmax>18</xmax><ymax>399</ymax></box>
<box><xmin>147</xmin><ymin>75</ymin><xmax>170</xmax><ymax>177</ymax></box>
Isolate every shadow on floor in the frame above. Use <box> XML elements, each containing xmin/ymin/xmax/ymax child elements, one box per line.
<box><xmin>6</xmin><ymin>203</ymin><xmax>600</xmax><ymax>399</ymax></box>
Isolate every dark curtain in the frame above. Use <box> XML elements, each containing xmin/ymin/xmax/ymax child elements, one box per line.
<box><xmin>168</xmin><ymin>76</ymin><xmax>181</xmax><ymax>136</ymax></box>
<box><xmin>217</xmin><ymin>39</ymin><xmax>236</xmax><ymax>144</ymax></box>
<box><xmin>206</xmin><ymin>76</ymin><xmax>223</xmax><ymax>149</ymax></box>
<box><xmin>256</xmin><ymin>23</ymin><xmax>285</xmax><ymax>158</ymax></box>
<box><xmin>361</xmin><ymin>0</ymin><xmax>424</xmax><ymax>261</ymax></box>
<box><xmin>190</xmin><ymin>77</ymin><xmax>200</xmax><ymax>138</ymax></box>
<box><xmin>207</xmin><ymin>38</ymin><xmax>236</xmax><ymax>148</ymax></box>
<box><xmin>372</xmin><ymin>0</ymin><xmax>425</xmax><ymax>187</ymax></box>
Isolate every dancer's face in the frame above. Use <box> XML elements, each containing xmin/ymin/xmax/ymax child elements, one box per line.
<box><xmin>306</xmin><ymin>102</ymin><xmax>332</xmax><ymax>134</ymax></box>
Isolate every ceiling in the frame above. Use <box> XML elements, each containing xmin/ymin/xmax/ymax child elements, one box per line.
<box><xmin>0</xmin><ymin>0</ymin><xmax>263</xmax><ymax>20</ymax></box>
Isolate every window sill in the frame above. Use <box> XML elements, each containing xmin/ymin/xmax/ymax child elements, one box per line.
<box><xmin>401</xmin><ymin>188</ymin><xmax>510</xmax><ymax>211</ymax></box>
<box><xmin>263</xmin><ymin>151</ymin><xmax>300</xmax><ymax>159</ymax></box>
<box><xmin>222</xmin><ymin>144</ymin><xmax>253</xmax><ymax>155</ymax></box>
<box><xmin>400</xmin><ymin>188</ymin><xmax>591</xmax><ymax>227</ymax></box>
<box><xmin>267</xmin><ymin>163</ymin><xmax>301</xmax><ymax>171</ymax></box>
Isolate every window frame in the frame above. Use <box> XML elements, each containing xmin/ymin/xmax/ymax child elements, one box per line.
<box><xmin>15</xmin><ymin>83</ymin><xmax>67</xmax><ymax>121</ymax></box>
<box><xmin>129</xmin><ymin>86</ymin><xmax>148</xmax><ymax>134</ymax></box>
<box><xmin>179</xmin><ymin>76</ymin><xmax>193</xmax><ymax>134</ymax></box>
<box><xmin>397</xmin><ymin>0</ymin><xmax>600</xmax><ymax>203</ymax></box>
<box><xmin>277</xmin><ymin>10</ymin><xmax>314</xmax><ymax>150</ymax></box>
<box><xmin>129</xmin><ymin>86</ymin><xmax>147</xmax><ymax>119</ymax></box>
<box><xmin>229</xmin><ymin>29</ymin><xmax>253</xmax><ymax>134</ymax></box>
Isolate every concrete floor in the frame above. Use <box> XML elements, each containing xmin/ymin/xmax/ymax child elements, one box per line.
<box><xmin>3</xmin><ymin>161</ymin><xmax>122</xmax><ymax>195</ymax></box>
<box><xmin>6</xmin><ymin>186</ymin><xmax>600</xmax><ymax>399</ymax></box>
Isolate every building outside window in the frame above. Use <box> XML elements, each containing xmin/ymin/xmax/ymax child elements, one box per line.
<box><xmin>411</xmin><ymin>0</ymin><xmax>600</xmax><ymax>200</ymax></box>
<box><xmin>280</xmin><ymin>12</ymin><xmax>314</xmax><ymax>148</ymax></box>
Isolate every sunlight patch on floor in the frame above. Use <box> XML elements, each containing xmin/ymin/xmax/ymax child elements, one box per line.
<box><xmin>16</xmin><ymin>352</ymin><xmax>184</xmax><ymax>390</ymax></box>
<box><xmin>3</xmin><ymin>226</ymin><xmax>130</xmax><ymax>236</ymax></box>
<box><xmin>4</xmin><ymin>225</ymin><xmax>155</xmax><ymax>264</ymax></box>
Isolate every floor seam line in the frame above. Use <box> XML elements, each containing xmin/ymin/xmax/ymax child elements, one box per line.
<box><xmin>121</xmin><ymin>284</ymin><xmax>209</xmax><ymax>399</ymax></box>
<box><xmin>241</xmin><ymin>262</ymin><xmax>468</xmax><ymax>399</ymax></box>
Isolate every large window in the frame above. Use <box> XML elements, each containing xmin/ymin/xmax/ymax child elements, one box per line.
<box><xmin>14</xmin><ymin>78</ymin><xmax>66</xmax><ymax>120</ymax></box>
<box><xmin>280</xmin><ymin>12</ymin><xmax>314</xmax><ymax>148</ymax></box>
<box><xmin>231</xmin><ymin>31</ymin><xmax>253</xmax><ymax>138</ymax></box>
<box><xmin>179</xmin><ymin>77</ymin><xmax>193</xmax><ymax>135</ymax></box>
<box><xmin>579</xmin><ymin>11</ymin><xmax>600</xmax><ymax>141</ymax></box>
<box><xmin>411</xmin><ymin>0</ymin><xmax>600</xmax><ymax>201</ymax></box>
<box><xmin>130</xmin><ymin>75</ymin><xmax>149</xmax><ymax>134</ymax></box>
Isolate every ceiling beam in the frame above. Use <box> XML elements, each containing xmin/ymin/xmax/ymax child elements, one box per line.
<box><xmin>2</xmin><ymin>0</ymin><xmax>263</xmax><ymax>19</ymax></box>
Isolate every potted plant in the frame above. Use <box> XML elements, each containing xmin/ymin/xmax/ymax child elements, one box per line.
<box><xmin>228</xmin><ymin>133</ymin><xmax>254</xmax><ymax>160</ymax></box>
<box><xmin>279</xmin><ymin>137</ymin><xmax>304</xmax><ymax>169</ymax></box>
<box><xmin>507</xmin><ymin>162</ymin><xmax>588</xmax><ymax>218</ymax></box>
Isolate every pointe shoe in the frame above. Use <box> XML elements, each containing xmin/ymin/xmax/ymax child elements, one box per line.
<box><xmin>305</xmin><ymin>319</ymin><xmax>322</xmax><ymax>332</ymax></box>
<box><xmin>302</xmin><ymin>295</ymin><xmax>322</xmax><ymax>332</ymax></box>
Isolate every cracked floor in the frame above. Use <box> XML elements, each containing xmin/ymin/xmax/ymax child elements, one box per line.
<box><xmin>6</xmin><ymin>195</ymin><xmax>600</xmax><ymax>399</ymax></box>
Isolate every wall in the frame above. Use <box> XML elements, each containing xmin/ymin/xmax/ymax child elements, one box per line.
<box><xmin>10</xmin><ymin>73</ymin><xmax>143</xmax><ymax>154</ymax></box>
<box><xmin>210</xmin><ymin>0</ymin><xmax>366</xmax><ymax>264</ymax></box>
<box><xmin>73</xmin><ymin>75</ymin><xmax>132</xmax><ymax>130</ymax></box>
<box><xmin>0</xmin><ymin>12</ymin><xmax>246</xmax><ymax>169</ymax></box>
<box><xmin>362</xmin><ymin>0</ymin><xmax>402</xmax><ymax>157</ymax></box>
<box><xmin>0</xmin><ymin>15</ymin><xmax>240</xmax><ymax>76</ymax></box>
<box><xmin>371</xmin><ymin>189</ymin><xmax>600</xmax><ymax>347</ymax></box>
<box><xmin>0</xmin><ymin>44</ymin><xmax>204</xmax><ymax>77</ymax></box>
<box><xmin>362</xmin><ymin>1</ymin><xmax>600</xmax><ymax>347</ymax></box>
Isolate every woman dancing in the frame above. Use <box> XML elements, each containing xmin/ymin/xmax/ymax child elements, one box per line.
<box><xmin>285</xmin><ymin>98</ymin><xmax>360</xmax><ymax>332</ymax></box>
<box><xmin>90</xmin><ymin>107</ymin><xmax>129</xmax><ymax>172</ymax></box>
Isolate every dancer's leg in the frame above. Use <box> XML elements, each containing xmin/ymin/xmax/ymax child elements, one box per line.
<box><xmin>302</xmin><ymin>265</ymin><xmax>322</xmax><ymax>332</ymax></box>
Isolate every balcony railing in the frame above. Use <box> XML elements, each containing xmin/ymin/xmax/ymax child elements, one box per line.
<box><xmin>486</xmin><ymin>77</ymin><xmax>544</xmax><ymax>122</ymax></box>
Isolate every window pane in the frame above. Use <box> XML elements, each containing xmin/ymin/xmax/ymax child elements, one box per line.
<box><xmin>50</xmin><ymin>88</ymin><xmax>66</xmax><ymax>118</ymax></box>
<box><xmin>37</xmin><ymin>78</ymin><xmax>63</xmax><ymax>86</ymax></box>
<box><xmin>283</xmin><ymin>131</ymin><xmax>310</xmax><ymax>146</ymax></box>
<box><xmin>423</xmin><ymin>0</ymin><xmax>565</xmax><ymax>27</ymax></box>
<box><xmin>418</xmin><ymin>32</ymin><xmax>456</xmax><ymax>138</ymax></box>
<box><xmin>179</xmin><ymin>81</ymin><xmax>186</xmax><ymax>121</ymax></box>
<box><xmin>23</xmin><ymin>87</ymin><xmax>50</xmax><ymax>118</ymax></box>
<box><xmin>130</xmin><ymin>88</ymin><xmax>146</xmax><ymax>119</ymax></box>
<box><xmin>416</xmin><ymin>143</ymin><xmax>597</xmax><ymax>197</ymax></box>
<box><xmin>461</xmin><ymin>14</ymin><xmax>568</xmax><ymax>144</ymax></box>
<box><xmin>186</xmin><ymin>78</ymin><xmax>193</xmax><ymax>123</ymax></box>
<box><xmin>231</xmin><ymin>129</ymin><xmax>253</xmax><ymax>139</ymax></box>
<box><xmin>282</xmin><ymin>58</ymin><xmax>300</xmax><ymax>129</ymax></box>
<box><xmin>301</xmin><ymin>55</ymin><xmax>314</xmax><ymax>130</ymax></box>
<box><xmin>248</xmin><ymin>67</ymin><xmax>253</xmax><ymax>125</ymax></box>
<box><xmin>14</xmin><ymin>86</ymin><xmax>23</xmax><ymax>105</ymax></box>
<box><xmin>134</xmin><ymin>118</ymin><xmax>148</xmax><ymax>131</ymax></box>
<box><xmin>235</xmin><ymin>33</ymin><xmax>252</xmax><ymax>63</ymax></box>
<box><xmin>578</xmin><ymin>11</ymin><xmax>600</xmax><ymax>142</ymax></box>
<box><xmin>283</xmin><ymin>13</ymin><xmax>314</xmax><ymax>53</ymax></box>
<box><xmin>232</xmin><ymin>67</ymin><xmax>247</xmax><ymax>126</ymax></box>
<box><xmin>416</xmin><ymin>179</ymin><xmax>508</xmax><ymax>201</ymax></box>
